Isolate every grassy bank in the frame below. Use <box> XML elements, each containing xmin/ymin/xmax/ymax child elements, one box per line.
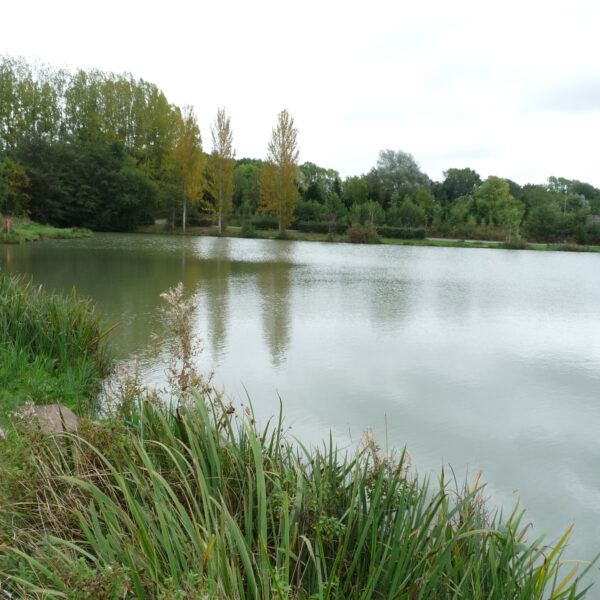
<box><xmin>0</xmin><ymin>273</ymin><xmax>111</xmax><ymax>421</ymax></box>
<box><xmin>0</xmin><ymin>218</ymin><xmax>92</xmax><ymax>244</ymax></box>
<box><xmin>0</xmin><ymin>279</ymin><xmax>596</xmax><ymax>598</ymax></box>
<box><xmin>137</xmin><ymin>223</ymin><xmax>600</xmax><ymax>253</ymax></box>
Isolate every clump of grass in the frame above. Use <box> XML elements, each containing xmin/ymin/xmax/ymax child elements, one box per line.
<box><xmin>0</xmin><ymin>217</ymin><xmax>93</xmax><ymax>244</ymax></box>
<box><xmin>0</xmin><ymin>273</ymin><xmax>112</xmax><ymax>419</ymax></box>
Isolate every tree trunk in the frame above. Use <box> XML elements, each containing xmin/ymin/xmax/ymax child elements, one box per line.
<box><xmin>182</xmin><ymin>182</ymin><xmax>187</xmax><ymax>233</ymax></box>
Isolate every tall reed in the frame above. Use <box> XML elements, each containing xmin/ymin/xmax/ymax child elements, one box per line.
<box><xmin>0</xmin><ymin>391</ymin><xmax>595</xmax><ymax>599</ymax></box>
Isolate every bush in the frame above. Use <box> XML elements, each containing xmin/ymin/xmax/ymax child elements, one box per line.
<box><xmin>347</xmin><ymin>223</ymin><xmax>380</xmax><ymax>244</ymax></box>
<box><xmin>239</xmin><ymin>222</ymin><xmax>260</xmax><ymax>238</ymax></box>
<box><xmin>376</xmin><ymin>225</ymin><xmax>426</xmax><ymax>239</ymax></box>
<box><xmin>502</xmin><ymin>238</ymin><xmax>529</xmax><ymax>250</ymax></box>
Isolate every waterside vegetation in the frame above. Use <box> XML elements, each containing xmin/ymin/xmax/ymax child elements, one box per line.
<box><xmin>0</xmin><ymin>276</ymin><xmax>596</xmax><ymax>598</ymax></box>
<box><xmin>0</xmin><ymin>272</ymin><xmax>111</xmax><ymax>421</ymax></box>
<box><xmin>0</xmin><ymin>217</ymin><xmax>92</xmax><ymax>244</ymax></box>
<box><xmin>2</xmin><ymin>56</ymin><xmax>600</xmax><ymax>251</ymax></box>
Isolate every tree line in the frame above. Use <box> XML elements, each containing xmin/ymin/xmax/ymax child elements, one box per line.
<box><xmin>2</xmin><ymin>55</ymin><xmax>600</xmax><ymax>244</ymax></box>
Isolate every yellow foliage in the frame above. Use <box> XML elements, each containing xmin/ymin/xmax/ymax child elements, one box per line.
<box><xmin>259</xmin><ymin>110</ymin><xmax>299</xmax><ymax>231</ymax></box>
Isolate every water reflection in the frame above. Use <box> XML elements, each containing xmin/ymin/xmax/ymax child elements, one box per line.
<box><xmin>196</xmin><ymin>238</ymin><xmax>231</xmax><ymax>361</ymax></box>
<box><xmin>256</xmin><ymin>242</ymin><xmax>294</xmax><ymax>367</ymax></box>
<box><xmin>2</xmin><ymin>234</ymin><xmax>600</xmax><ymax>571</ymax></box>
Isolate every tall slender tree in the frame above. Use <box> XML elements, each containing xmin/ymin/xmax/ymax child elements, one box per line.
<box><xmin>172</xmin><ymin>106</ymin><xmax>205</xmax><ymax>232</ymax></box>
<box><xmin>208</xmin><ymin>108</ymin><xmax>235</xmax><ymax>234</ymax></box>
<box><xmin>260</xmin><ymin>109</ymin><xmax>299</xmax><ymax>232</ymax></box>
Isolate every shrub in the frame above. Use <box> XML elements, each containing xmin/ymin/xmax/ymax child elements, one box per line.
<box><xmin>295</xmin><ymin>221</ymin><xmax>347</xmax><ymax>234</ymax></box>
<box><xmin>347</xmin><ymin>223</ymin><xmax>380</xmax><ymax>244</ymax></box>
<box><xmin>251</xmin><ymin>215</ymin><xmax>279</xmax><ymax>230</ymax></box>
<box><xmin>239</xmin><ymin>222</ymin><xmax>260</xmax><ymax>238</ymax></box>
<box><xmin>502</xmin><ymin>238</ymin><xmax>529</xmax><ymax>250</ymax></box>
<box><xmin>376</xmin><ymin>225</ymin><xmax>426</xmax><ymax>239</ymax></box>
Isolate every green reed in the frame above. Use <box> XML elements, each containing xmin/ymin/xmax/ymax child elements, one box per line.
<box><xmin>0</xmin><ymin>390</ymin><xmax>595</xmax><ymax>599</ymax></box>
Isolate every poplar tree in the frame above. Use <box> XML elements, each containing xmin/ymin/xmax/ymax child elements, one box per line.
<box><xmin>208</xmin><ymin>108</ymin><xmax>235</xmax><ymax>234</ymax></box>
<box><xmin>260</xmin><ymin>109</ymin><xmax>299</xmax><ymax>232</ymax></box>
<box><xmin>172</xmin><ymin>106</ymin><xmax>205</xmax><ymax>232</ymax></box>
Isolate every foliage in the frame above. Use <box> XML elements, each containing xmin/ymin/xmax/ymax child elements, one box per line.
<box><xmin>441</xmin><ymin>167</ymin><xmax>482</xmax><ymax>202</ymax></box>
<box><xmin>373</xmin><ymin>149</ymin><xmax>430</xmax><ymax>203</ymax></box>
<box><xmin>347</xmin><ymin>222</ymin><xmax>380</xmax><ymax>244</ymax></box>
<box><xmin>14</xmin><ymin>137</ymin><xmax>158</xmax><ymax>231</ymax></box>
<box><xmin>250</xmin><ymin>215</ymin><xmax>279</xmax><ymax>230</ymax></box>
<box><xmin>0</xmin><ymin>220</ymin><xmax>92</xmax><ymax>244</ymax></box>
<box><xmin>0</xmin><ymin>155</ymin><xmax>30</xmax><ymax>215</ymax></box>
<box><xmin>172</xmin><ymin>106</ymin><xmax>207</xmax><ymax>233</ymax></box>
<box><xmin>208</xmin><ymin>108</ymin><xmax>235</xmax><ymax>234</ymax></box>
<box><xmin>1</xmin><ymin>390</ymin><xmax>595</xmax><ymax>599</ymax></box>
<box><xmin>342</xmin><ymin>175</ymin><xmax>369</xmax><ymax>207</ymax></box>
<box><xmin>0</xmin><ymin>273</ymin><xmax>111</xmax><ymax>419</ymax></box>
<box><xmin>232</xmin><ymin>159</ymin><xmax>262</xmax><ymax>215</ymax></box>
<box><xmin>348</xmin><ymin>201</ymin><xmax>385</xmax><ymax>227</ymax></box>
<box><xmin>376</xmin><ymin>225</ymin><xmax>427</xmax><ymax>239</ymax></box>
<box><xmin>295</xmin><ymin>221</ymin><xmax>347</xmax><ymax>234</ymax></box>
<box><xmin>294</xmin><ymin>198</ymin><xmax>324</xmax><ymax>222</ymax></box>
<box><xmin>259</xmin><ymin>110</ymin><xmax>299</xmax><ymax>232</ymax></box>
<box><xmin>386</xmin><ymin>197</ymin><xmax>427</xmax><ymax>228</ymax></box>
<box><xmin>239</xmin><ymin>222</ymin><xmax>260</xmax><ymax>238</ymax></box>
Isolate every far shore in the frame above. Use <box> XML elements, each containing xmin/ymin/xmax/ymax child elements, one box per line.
<box><xmin>136</xmin><ymin>223</ymin><xmax>600</xmax><ymax>253</ymax></box>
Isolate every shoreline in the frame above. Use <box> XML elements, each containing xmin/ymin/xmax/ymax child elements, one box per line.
<box><xmin>136</xmin><ymin>223</ymin><xmax>600</xmax><ymax>253</ymax></box>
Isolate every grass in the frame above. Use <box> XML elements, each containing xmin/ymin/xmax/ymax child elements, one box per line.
<box><xmin>0</xmin><ymin>217</ymin><xmax>92</xmax><ymax>244</ymax></box>
<box><xmin>0</xmin><ymin>280</ymin><xmax>596</xmax><ymax>598</ymax></box>
<box><xmin>0</xmin><ymin>390</ymin><xmax>595</xmax><ymax>599</ymax></box>
<box><xmin>0</xmin><ymin>273</ymin><xmax>112</xmax><ymax>422</ymax></box>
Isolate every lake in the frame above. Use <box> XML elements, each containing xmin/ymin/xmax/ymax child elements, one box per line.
<box><xmin>2</xmin><ymin>233</ymin><xmax>600</xmax><ymax>572</ymax></box>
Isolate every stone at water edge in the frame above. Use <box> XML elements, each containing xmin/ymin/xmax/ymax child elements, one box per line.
<box><xmin>32</xmin><ymin>404</ymin><xmax>79</xmax><ymax>435</ymax></box>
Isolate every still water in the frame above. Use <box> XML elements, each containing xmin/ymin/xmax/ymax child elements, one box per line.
<box><xmin>2</xmin><ymin>233</ymin><xmax>600</xmax><ymax>570</ymax></box>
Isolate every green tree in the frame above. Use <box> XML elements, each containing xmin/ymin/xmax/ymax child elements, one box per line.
<box><xmin>342</xmin><ymin>175</ymin><xmax>369</xmax><ymax>207</ymax></box>
<box><xmin>374</xmin><ymin>149</ymin><xmax>430</xmax><ymax>202</ymax></box>
<box><xmin>441</xmin><ymin>167</ymin><xmax>481</xmax><ymax>202</ymax></box>
<box><xmin>259</xmin><ymin>110</ymin><xmax>299</xmax><ymax>232</ymax></box>
<box><xmin>208</xmin><ymin>108</ymin><xmax>235</xmax><ymax>234</ymax></box>
<box><xmin>0</xmin><ymin>156</ymin><xmax>30</xmax><ymax>216</ymax></box>
<box><xmin>232</xmin><ymin>159</ymin><xmax>262</xmax><ymax>215</ymax></box>
<box><xmin>323</xmin><ymin>192</ymin><xmax>346</xmax><ymax>233</ymax></box>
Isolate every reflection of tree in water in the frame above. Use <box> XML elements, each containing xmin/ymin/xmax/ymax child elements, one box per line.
<box><xmin>256</xmin><ymin>251</ymin><xmax>293</xmax><ymax>368</ymax></box>
<box><xmin>200</xmin><ymin>239</ymin><xmax>231</xmax><ymax>361</ymax></box>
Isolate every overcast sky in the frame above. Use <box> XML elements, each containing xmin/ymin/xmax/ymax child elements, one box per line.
<box><xmin>3</xmin><ymin>0</ymin><xmax>600</xmax><ymax>186</ymax></box>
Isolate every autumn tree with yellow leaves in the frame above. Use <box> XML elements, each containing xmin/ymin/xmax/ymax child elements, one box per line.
<box><xmin>208</xmin><ymin>108</ymin><xmax>235</xmax><ymax>234</ymax></box>
<box><xmin>260</xmin><ymin>110</ymin><xmax>299</xmax><ymax>232</ymax></box>
<box><xmin>172</xmin><ymin>106</ymin><xmax>206</xmax><ymax>232</ymax></box>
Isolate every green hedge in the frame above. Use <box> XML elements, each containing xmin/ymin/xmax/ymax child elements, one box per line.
<box><xmin>250</xmin><ymin>216</ymin><xmax>279</xmax><ymax>230</ymax></box>
<box><xmin>376</xmin><ymin>225</ymin><xmax>427</xmax><ymax>239</ymax></box>
<box><xmin>295</xmin><ymin>221</ymin><xmax>347</xmax><ymax>234</ymax></box>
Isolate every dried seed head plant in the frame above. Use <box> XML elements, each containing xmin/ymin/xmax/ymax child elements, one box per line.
<box><xmin>155</xmin><ymin>282</ymin><xmax>214</xmax><ymax>398</ymax></box>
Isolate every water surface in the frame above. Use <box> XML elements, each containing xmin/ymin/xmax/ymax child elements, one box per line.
<box><xmin>2</xmin><ymin>234</ymin><xmax>599</xmax><ymax>570</ymax></box>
